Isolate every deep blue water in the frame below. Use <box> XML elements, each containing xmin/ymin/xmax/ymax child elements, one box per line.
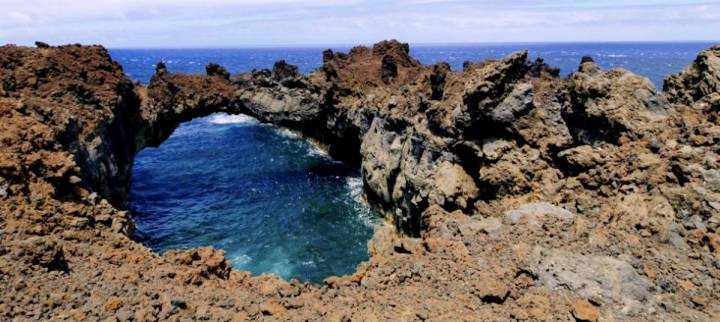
<box><xmin>120</xmin><ymin>42</ymin><xmax>715</xmax><ymax>283</ymax></box>
<box><xmin>111</xmin><ymin>42</ymin><xmax>716</xmax><ymax>86</ymax></box>
<box><xmin>130</xmin><ymin>115</ymin><xmax>375</xmax><ymax>283</ymax></box>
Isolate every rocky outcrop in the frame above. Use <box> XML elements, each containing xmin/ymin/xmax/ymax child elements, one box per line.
<box><xmin>664</xmin><ymin>45</ymin><xmax>720</xmax><ymax>110</ymax></box>
<box><xmin>564</xmin><ymin>57</ymin><xmax>670</xmax><ymax>143</ymax></box>
<box><xmin>1</xmin><ymin>40</ymin><xmax>719</xmax><ymax>320</ymax></box>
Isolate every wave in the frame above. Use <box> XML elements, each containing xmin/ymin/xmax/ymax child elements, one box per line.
<box><xmin>230</xmin><ymin>254</ymin><xmax>252</xmax><ymax>265</ymax></box>
<box><xmin>208</xmin><ymin>113</ymin><xmax>259</xmax><ymax>125</ymax></box>
<box><xmin>274</xmin><ymin>127</ymin><xmax>334</xmax><ymax>160</ymax></box>
<box><xmin>346</xmin><ymin>176</ymin><xmax>376</xmax><ymax>227</ymax></box>
<box><xmin>307</xmin><ymin>143</ymin><xmax>332</xmax><ymax>159</ymax></box>
<box><xmin>347</xmin><ymin>176</ymin><xmax>364</xmax><ymax>200</ymax></box>
<box><xmin>275</xmin><ymin>128</ymin><xmax>300</xmax><ymax>139</ymax></box>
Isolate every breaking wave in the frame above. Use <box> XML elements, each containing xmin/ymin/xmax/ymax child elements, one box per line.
<box><xmin>208</xmin><ymin>113</ymin><xmax>259</xmax><ymax>125</ymax></box>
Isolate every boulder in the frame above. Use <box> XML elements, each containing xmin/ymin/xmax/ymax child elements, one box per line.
<box><xmin>271</xmin><ymin>60</ymin><xmax>300</xmax><ymax>82</ymax></box>
<box><xmin>565</xmin><ymin>60</ymin><xmax>669</xmax><ymax>143</ymax></box>
<box><xmin>205</xmin><ymin>63</ymin><xmax>230</xmax><ymax>80</ymax></box>
<box><xmin>381</xmin><ymin>55</ymin><xmax>398</xmax><ymax>84</ymax></box>
<box><xmin>430</xmin><ymin>62</ymin><xmax>451</xmax><ymax>100</ymax></box>
<box><xmin>664</xmin><ymin>45</ymin><xmax>720</xmax><ymax>110</ymax></box>
<box><xmin>504</xmin><ymin>202</ymin><xmax>575</xmax><ymax>228</ymax></box>
<box><xmin>429</xmin><ymin>161</ymin><xmax>478</xmax><ymax>210</ymax></box>
<box><xmin>525</xmin><ymin>247</ymin><xmax>651</xmax><ymax>312</ymax></box>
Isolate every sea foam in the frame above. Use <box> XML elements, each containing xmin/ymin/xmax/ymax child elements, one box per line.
<box><xmin>208</xmin><ymin>113</ymin><xmax>258</xmax><ymax>125</ymax></box>
<box><xmin>346</xmin><ymin>176</ymin><xmax>376</xmax><ymax>227</ymax></box>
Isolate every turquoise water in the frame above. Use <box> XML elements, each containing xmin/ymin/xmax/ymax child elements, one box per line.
<box><xmin>130</xmin><ymin>114</ymin><xmax>376</xmax><ymax>283</ymax></box>
<box><xmin>120</xmin><ymin>42</ymin><xmax>715</xmax><ymax>283</ymax></box>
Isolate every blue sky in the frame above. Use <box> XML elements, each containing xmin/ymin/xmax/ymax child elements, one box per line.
<box><xmin>1</xmin><ymin>0</ymin><xmax>719</xmax><ymax>47</ymax></box>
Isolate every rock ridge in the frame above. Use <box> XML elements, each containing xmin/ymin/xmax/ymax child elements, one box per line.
<box><xmin>1</xmin><ymin>41</ymin><xmax>719</xmax><ymax>320</ymax></box>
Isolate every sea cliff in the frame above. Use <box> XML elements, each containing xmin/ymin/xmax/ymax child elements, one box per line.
<box><xmin>0</xmin><ymin>41</ymin><xmax>718</xmax><ymax>321</ymax></box>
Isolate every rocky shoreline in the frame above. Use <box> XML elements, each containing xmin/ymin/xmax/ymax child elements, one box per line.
<box><xmin>1</xmin><ymin>40</ymin><xmax>718</xmax><ymax>321</ymax></box>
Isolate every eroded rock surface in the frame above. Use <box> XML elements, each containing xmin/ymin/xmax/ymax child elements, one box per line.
<box><xmin>1</xmin><ymin>40</ymin><xmax>719</xmax><ymax>321</ymax></box>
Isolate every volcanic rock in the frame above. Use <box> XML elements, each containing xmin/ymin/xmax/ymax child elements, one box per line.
<box><xmin>1</xmin><ymin>40</ymin><xmax>719</xmax><ymax>321</ymax></box>
<box><xmin>205</xmin><ymin>62</ymin><xmax>230</xmax><ymax>80</ymax></box>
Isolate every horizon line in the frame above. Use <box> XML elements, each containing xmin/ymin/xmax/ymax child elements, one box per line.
<box><xmin>109</xmin><ymin>39</ymin><xmax>720</xmax><ymax>50</ymax></box>
<box><xmin>11</xmin><ymin>39</ymin><xmax>718</xmax><ymax>50</ymax></box>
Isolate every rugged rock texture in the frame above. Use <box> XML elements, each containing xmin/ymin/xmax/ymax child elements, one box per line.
<box><xmin>1</xmin><ymin>41</ymin><xmax>719</xmax><ymax>321</ymax></box>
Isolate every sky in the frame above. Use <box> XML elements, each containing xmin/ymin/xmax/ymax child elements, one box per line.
<box><xmin>1</xmin><ymin>0</ymin><xmax>719</xmax><ymax>48</ymax></box>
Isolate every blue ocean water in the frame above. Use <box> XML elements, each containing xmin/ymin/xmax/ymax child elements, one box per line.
<box><xmin>119</xmin><ymin>42</ymin><xmax>715</xmax><ymax>283</ymax></box>
<box><xmin>111</xmin><ymin>42</ymin><xmax>716</xmax><ymax>86</ymax></box>
<box><xmin>130</xmin><ymin>114</ymin><xmax>376</xmax><ymax>283</ymax></box>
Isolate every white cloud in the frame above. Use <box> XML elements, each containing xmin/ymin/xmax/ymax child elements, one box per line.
<box><xmin>0</xmin><ymin>0</ymin><xmax>718</xmax><ymax>46</ymax></box>
<box><xmin>8</xmin><ymin>11</ymin><xmax>33</xmax><ymax>23</ymax></box>
<box><xmin>0</xmin><ymin>0</ymin><xmax>351</xmax><ymax>24</ymax></box>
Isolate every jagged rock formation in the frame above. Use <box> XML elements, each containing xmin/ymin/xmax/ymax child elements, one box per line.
<box><xmin>1</xmin><ymin>41</ymin><xmax>719</xmax><ymax>321</ymax></box>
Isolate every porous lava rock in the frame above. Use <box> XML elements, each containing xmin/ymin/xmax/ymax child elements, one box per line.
<box><xmin>1</xmin><ymin>40</ymin><xmax>719</xmax><ymax>321</ymax></box>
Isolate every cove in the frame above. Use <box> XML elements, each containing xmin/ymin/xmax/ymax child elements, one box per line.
<box><xmin>129</xmin><ymin>113</ymin><xmax>377</xmax><ymax>283</ymax></box>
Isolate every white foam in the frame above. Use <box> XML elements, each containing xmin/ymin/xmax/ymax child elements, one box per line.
<box><xmin>346</xmin><ymin>177</ymin><xmax>364</xmax><ymax>200</ymax></box>
<box><xmin>346</xmin><ymin>176</ymin><xmax>376</xmax><ymax>227</ymax></box>
<box><xmin>307</xmin><ymin>142</ymin><xmax>331</xmax><ymax>159</ymax></box>
<box><xmin>208</xmin><ymin>113</ymin><xmax>259</xmax><ymax>125</ymax></box>
<box><xmin>606</xmin><ymin>54</ymin><xmax>628</xmax><ymax>58</ymax></box>
<box><xmin>276</xmin><ymin>128</ymin><xmax>300</xmax><ymax>139</ymax></box>
<box><xmin>274</xmin><ymin>128</ymin><xmax>333</xmax><ymax>160</ymax></box>
<box><xmin>231</xmin><ymin>254</ymin><xmax>252</xmax><ymax>265</ymax></box>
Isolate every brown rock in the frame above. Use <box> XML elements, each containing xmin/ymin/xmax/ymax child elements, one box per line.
<box><xmin>103</xmin><ymin>297</ymin><xmax>124</xmax><ymax>312</ymax></box>
<box><xmin>259</xmin><ymin>301</ymin><xmax>286</xmax><ymax>316</ymax></box>
<box><xmin>474</xmin><ymin>278</ymin><xmax>510</xmax><ymax>304</ymax></box>
<box><xmin>571</xmin><ymin>299</ymin><xmax>599</xmax><ymax>322</ymax></box>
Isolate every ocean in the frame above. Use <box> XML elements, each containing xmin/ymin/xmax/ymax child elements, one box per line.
<box><xmin>111</xmin><ymin>42</ymin><xmax>715</xmax><ymax>86</ymax></box>
<box><xmin>129</xmin><ymin>114</ymin><xmax>376</xmax><ymax>283</ymax></box>
<box><xmin>118</xmin><ymin>42</ymin><xmax>715</xmax><ymax>283</ymax></box>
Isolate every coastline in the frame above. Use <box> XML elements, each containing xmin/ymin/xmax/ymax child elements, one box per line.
<box><xmin>1</xmin><ymin>40</ymin><xmax>718</xmax><ymax>320</ymax></box>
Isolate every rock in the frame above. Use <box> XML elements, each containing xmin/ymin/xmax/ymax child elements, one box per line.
<box><xmin>490</xmin><ymin>82</ymin><xmax>534</xmax><ymax>123</ymax></box>
<box><xmin>481</xmin><ymin>138</ymin><xmax>513</xmax><ymax>161</ymax></box>
<box><xmin>462</xmin><ymin>50</ymin><xmax>532</xmax><ymax>128</ymax></box>
<box><xmin>360</xmin><ymin>118</ymin><xmax>404</xmax><ymax>206</ymax></box>
<box><xmin>367</xmin><ymin>224</ymin><xmax>396</xmax><ymax>256</ymax></box>
<box><xmin>0</xmin><ymin>180</ymin><xmax>8</xmax><ymax>199</ymax></box>
<box><xmin>35</xmin><ymin>41</ymin><xmax>50</xmax><ymax>48</ymax></box>
<box><xmin>18</xmin><ymin>237</ymin><xmax>68</xmax><ymax>272</ymax></box>
<box><xmin>381</xmin><ymin>55</ymin><xmax>398</xmax><ymax>84</ymax></box>
<box><xmin>165</xmin><ymin>247</ymin><xmax>232</xmax><ymax>283</ymax></box>
<box><xmin>393</xmin><ymin>237</ymin><xmax>423</xmax><ymax>254</ymax></box>
<box><xmin>525</xmin><ymin>247</ymin><xmax>651</xmax><ymax>310</ymax></box>
<box><xmin>571</xmin><ymin>299</ymin><xmax>599</xmax><ymax>322</ymax></box>
<box><xmin>474</xmin><ymin>279</ymin><xmax>510</xmax><ymax>304</ymax></box>
<box><xmin>557</xmin><ymin>145</ymin><xmax>605</xmax><ymax>170</ymax></box>
<box><xmin>581</xmin><ymin>56</ymin><xmax>595</xmax><ymax>64</ymax></box>
<box><xmin>664</xmin><ymin>45</ymin><xmax>720</xmax><ymax>110</ymax></box>
<box><xmin>103</xmin><ymin>297</ymin><xmax>124</xmax><ymax>312</ymax></box>
<box><xmin>205</xmin><ymin>63</ymin><xmax>230</xmax><ymax>80</ymax></box>
<box><xmin>566</xmin><ymin>59</ymin><xmax>669</xmax><ymax>143</ymax></box>
<box><xmin>578</xmin><ymin>57</ymin><xmax>601</xmax><ymax>75</ymax></box>
<box><xmin>322</xmin><ymin>49</ymin><xmax>334</xmax><ymax>63</ymax></box>
<box><xmin>271</xmin><ymin>60</ymin><xmax>299</xmax><ymax>81</ymax></box>
<box><xmin>457</xmin><ymin>217</ymin><xmax>504</xmax><ymax>239</ymax></box>
<box><xmin>170</xmin><ymin>300</ymin><xmax>187</xmax><ymax>309</ymax></box>
<box><xmin>430</xmin><ymin>161</ymin><xmax>478</xmax><ymax>210</ymax></box>
<box><xmin>155</xmin><ymin>61</ymin><xmax>167</xmax><ymax>74</ymax></box>
<box><xmin>504</xmin><ymin>203</ymin><xmax>574</xmax><ymax>228</ymax></box>
<box><xmin>430</xmin><ymin>62</ymin><xmax>450</xmax><ymax>100</ymax></box>
<box><xmin>3</xmin><ymin>40</ymin><xmax>720</xmax><ymax>321</ymax></box>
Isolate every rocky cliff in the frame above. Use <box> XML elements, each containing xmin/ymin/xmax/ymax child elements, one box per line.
<box><xmin>0</xmin><ymin>41</ymin><xmax>719</xmax><ymax>321</ymax></box>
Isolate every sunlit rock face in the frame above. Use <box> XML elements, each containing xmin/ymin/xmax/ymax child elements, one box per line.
<box><xmin>1</xmin><ymin>41</ymin><xmax>719</xmax><ymax>321</ymax></box>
